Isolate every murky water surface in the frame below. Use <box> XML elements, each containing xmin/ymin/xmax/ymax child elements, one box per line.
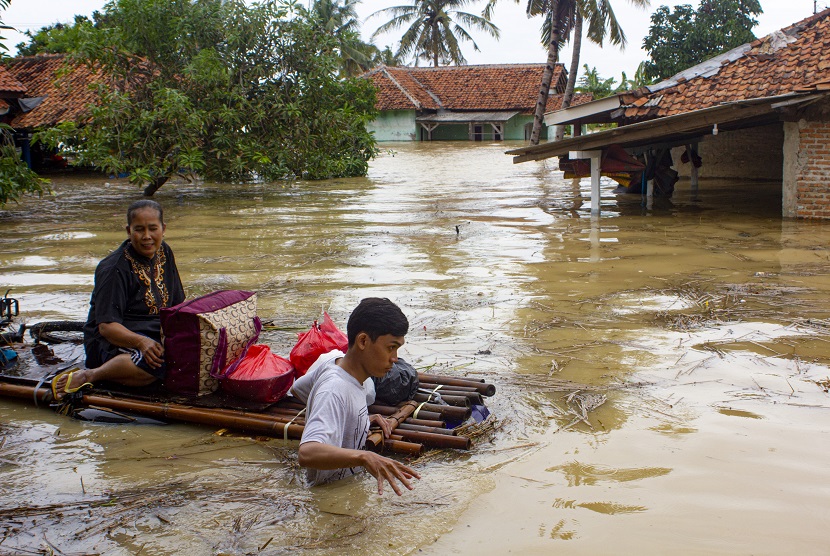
<box><xmin>1</xmin><ymin>142</ymin><xmax>830</xmax><ymax>555</ymax></box>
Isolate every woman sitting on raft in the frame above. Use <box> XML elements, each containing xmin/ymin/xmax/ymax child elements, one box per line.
<box><xmin>52</xmin><ymin>200</ymin><xmax>185</xmax><ymax>396</ymax></box>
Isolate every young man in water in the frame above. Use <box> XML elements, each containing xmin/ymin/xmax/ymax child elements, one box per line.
<box><xmin>297</xmin><ymin>297</ymin><xmax>420</xmax><ymax>495</ymax></box>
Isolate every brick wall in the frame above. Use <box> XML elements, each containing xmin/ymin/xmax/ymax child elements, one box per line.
<box><xmin>672</xmin><ymin>123</ymin><xmax>784</xmax><ymax>180</ymax></box>
<box><xmin>790</xmin><ymin>120</ymin><xmax>830</xmax><ymax>219</ymax></box>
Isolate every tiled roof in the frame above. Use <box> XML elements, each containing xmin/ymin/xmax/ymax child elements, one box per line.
<box><xmin>0</xmin><ymin>66</ymin><xmax>26</xmax><ymax>94</ymax></box>
<box><xmin>615</xmin><ymin>8</ymin><xmax>830</xmax><ymax>122</ymax></box>
<box><xmin>3</xmin><ymin>54</ymin><xmax>100</xmax><ymax>129</ymax></box>
<box><xmin>362</xmin><ymin>64</ymin><xmax>579</xmax><ymax>114</ymax></box>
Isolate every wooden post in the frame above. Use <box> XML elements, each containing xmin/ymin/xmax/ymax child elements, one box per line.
<box><xmin>490</xmin><ymin>123</ymin><xmax>503</xmax><ymax>141</ymax></box>
<box><xmin>419</xmin><ymin>123</ymin><xmax>438</xmax><ymax>141</ymax></box>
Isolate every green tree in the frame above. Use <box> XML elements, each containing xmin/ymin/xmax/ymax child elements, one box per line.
<box><xmin>14</xmin><ymin>14</ymin><xmax>105</xmax><ymax>56</ymax></box>
<box><xmin>372</xmin><ymin>45</ymin><xmax>403</xmax><ymax>66</ymax></box>
<box><xmin>642</xmin><ymin>0</ymin><xmax>762</xmax><ymax>81</ymax></box>
<box><xmin>369</xmin><ymin>0</ymin><xmax>500</xmax><ymax>67</ymax></box>
<box><xmin>0</xmin><ymin>1</ymin><xmax>49</xmax><ymax>207</ymax></box>
<box><xmin>576</xmin><ymin>64</ymin><xmax>617</xmax><ymax>98</ymax></box>
<box><xmin>0</xmin><ymin>127</ymin><xmax>48</xmax><ymax>207</ymax></box>
<box><xmin>0</xmin><ymin>0</ymin><xmax>11</xmax><ymax>57</ymax></box>
<box><xmin>38</xmin><ymin>0</ymin><xmax>378</xmax><ymax>196</ymax></box>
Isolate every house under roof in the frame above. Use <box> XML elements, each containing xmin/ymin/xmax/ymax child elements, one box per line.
<box><xmin>362</xmin><ymin>64</ymin><xmax>592</xmax><ymax>141</ymax></box>
<box><xmin>508</xmin><ymin>8</ymin><xmax>830</xmax><ymax>220</ymax></box>
<box><xmin>2</xmin><ymin>54</ymin><xmax>100</xmax><ymax>130</ymax></box>
<box><xmin>0</xmin><ymin>54</ymin><xmax>101</xmax><ymax>170</ymax></box>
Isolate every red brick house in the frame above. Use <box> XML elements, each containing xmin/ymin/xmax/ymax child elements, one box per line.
<box><xmin>509</xmin><ymin>9</ymin><xmax>830</xmax><ymax>219</ymax></box>
<box><xmin>362</xmin><ymin>63</ymin><xmax>592</xmax><ymax>141</ymax></box>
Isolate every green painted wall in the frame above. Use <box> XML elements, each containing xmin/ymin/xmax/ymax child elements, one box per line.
<box><xmin>369</xmin><ymin>111</ymin><xmax>549</xmax><ymax>142</ymax></box>
<box><xmin>368</xmin><ymin>110</ymin><xmax>417</xmax><ymax>142</ymax></box>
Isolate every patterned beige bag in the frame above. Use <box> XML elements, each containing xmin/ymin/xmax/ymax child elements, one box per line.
<box><xmin>160</xmin><ymin>290</ymin><xmax>261</xmax><ymax>397</ymax></box>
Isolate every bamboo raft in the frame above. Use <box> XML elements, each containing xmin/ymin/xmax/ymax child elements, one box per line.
<box><xmin>0</xmin><ymin>371</ymin><xmax>497</xmax><ymax>457</ymax></box>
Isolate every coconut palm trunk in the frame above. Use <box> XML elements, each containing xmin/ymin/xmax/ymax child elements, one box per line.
<box><xmin>554</xmin><ymin>11</ymin><xmax>582</xmax><ymax>141</ymax></box>
<box><xmin>529</xmin><ymin>0</ymin><xmax>562</xmax><ymax>145</ymax></box>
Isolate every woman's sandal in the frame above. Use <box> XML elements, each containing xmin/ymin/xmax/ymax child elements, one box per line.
<box><xmin>51</xmin><ymin>368</ymin><xmax>92</xmax><ymax>400</ymax></box>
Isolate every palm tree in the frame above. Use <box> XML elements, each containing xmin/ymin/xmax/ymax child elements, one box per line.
<box><xmin>309</xmin><ymin>0</ymin><xmax>376</xmax><ymax>76</ymax></box>
<box><xmin>555</xmin><ymin>11</ymin><xmax>581</xmax><ymax>140</ymax></box>
<box><xmin>518</xmin><ymin>0</ymin><xmax>650</xmax><ymax>144</ymax></box>
<box><xmin>369</xmin><ymin>0</ymin><xmax>500</xmax><ymax>67</ymax></box>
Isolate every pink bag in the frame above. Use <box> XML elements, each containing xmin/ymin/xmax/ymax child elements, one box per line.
<box><xmin>289</xmin><ymin>312</ymin><xmax>348</xmax><ymax>377</ymax></box>
<box><xmin>221</xmin><ymin>344</ymin><xmax>295</xmax><ymax>403</ymax></box>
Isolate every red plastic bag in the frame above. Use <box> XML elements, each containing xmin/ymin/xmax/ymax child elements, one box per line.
<box><xmin>290</xmin><ymin>312</ymin><xmax>348</xmax><ymax>377</ymax></box>
<box><xmin>320</xmin><ymin>312</ymin><xmax>348</xmax><ymax>352</ymax></box>
<box><xmin>221</xmin><ymin>344</ymin><xmax>295</xmax><ymax>403</ymax></box>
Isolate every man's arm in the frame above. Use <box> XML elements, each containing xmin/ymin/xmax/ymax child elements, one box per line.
<box><xmin>298</xmin><ymin>441</ymin><xmax>420</xmax><ymax>496</ymax></box>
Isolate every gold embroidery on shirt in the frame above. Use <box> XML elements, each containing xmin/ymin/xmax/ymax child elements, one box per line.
<box><xmin>124</xmin><ymin>245</ymin><xmax>168</xmax><ymax>314</ymax></box>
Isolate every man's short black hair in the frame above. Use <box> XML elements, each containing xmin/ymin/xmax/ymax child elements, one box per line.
<box><xmin>347</xmin><ymin>297</ymin><xmax>409</xmax><ymax>347</ymax></box>
<box><xmin>127</xmin><ymin>200</ymin><xmax>164</xmax><ymax>226</ymax></box>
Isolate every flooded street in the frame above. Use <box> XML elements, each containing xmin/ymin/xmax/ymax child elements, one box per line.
<box><xmin>2</xmin><ymin>141</ymin><xmax>830</xmax><ymax>554</ymax></box>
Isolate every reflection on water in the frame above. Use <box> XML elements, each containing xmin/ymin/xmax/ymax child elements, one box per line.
<box><xmin>2</xmin><ymin>142</ymin><xmax>830</xmax><ymax>554</ymax></box>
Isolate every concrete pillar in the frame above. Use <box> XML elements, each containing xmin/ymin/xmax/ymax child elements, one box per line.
<box><xmin>782</xmin><ymin>121</ymin><xmax>801</xmax><ymax>218</ymax></box>
<box><xmin>570</xmin><ymin>150</ymin><xmax>602</xmax><ymax>215</ymax></box>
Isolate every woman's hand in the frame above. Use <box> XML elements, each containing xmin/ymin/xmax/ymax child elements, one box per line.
<box><xmin>135</xmin><ymin>335</ymin><xmax>165</xmax><ymax>369</ymax></box>
<box><xmin>99</xmin><ymin>321</ymin><xmax>164</xmax><ymax>369</ymax></box>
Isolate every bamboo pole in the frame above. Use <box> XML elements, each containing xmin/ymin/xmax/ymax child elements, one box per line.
<box><xmin>413</xmin><ymin>402</ymin><xmax>470</xmax><ymax>421</ymax></box>
<box><xmin>396</xmin><ymin>423</ymin><xmax>456</xmax><ymax>436</ymax></box>
<box><xmin>419</xmin><ymin>384</ymin><xmax>484</xmax><ymax>405</ymax></box>
<box><xmin>83</xmin><ymin>394</ymin><xmax>308</xmax><ymax>440</ymax></box>
<box><xmin>413</xmin><ymin>392</ymin><xmax>471</xmax><ymax>407</ymax></box>
<box><xmin>276</xmin><ymin>399</ymin><xmax>307</xmax><ymax>411</ymax></box>
<box><xmin>392</xmin><ymin>428</ymin><xmax>471</xmax><ymax>450</ymax></box>
<box><xmin>405</xmin><ymin>417</ymin><xmax>445</xmax><ymax>428</ymax></box>
<box><xmin>366</xmin><ymin>401</ymin><xmax>418</xmax><ymax>449</ymax></box>
<box><xmin>419</xmin><ymin>382</ymin><xmax>479</xmax><ymax>393</ymax></box>
<box><xmin>417</xmin><ymin>373</ymin><xmax>496</xmax><ymax>396</ymax></box>
<box><xmin>369</xmin><ymin>404</ymin><xmax>442</xmax><ymax>421</ymax></box>
<box><xmin>383</xmin><ymin>438</ymin><xmax>422</xmax><ymax>456</ymax></box>
<box><xmin>0</xmin><ymin>383</ymin><xmax>422</xmax><ymax>455</ymax></box>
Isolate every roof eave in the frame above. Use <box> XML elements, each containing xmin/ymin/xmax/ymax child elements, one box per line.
<box><xmin>508</xmin><ymin>92</ymin><xmax>822</xmax><ymax>163</ymax></box>
<box><xmin>544</xmin><ymin>95</ymin><xmax>623</xmax><ymax>125</ymax></box>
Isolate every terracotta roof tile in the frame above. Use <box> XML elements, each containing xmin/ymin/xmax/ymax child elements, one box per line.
<box><xmin>361</xmin><ymin>63</ymin><xmax>569</xmax><ymax>113</ymax></box>
<box><xmin>615</xmin><ymin>8</ymin><xmax>830</xmax><ymax>122</ymax></box>
<box><xmin>3</xmin><ymin>54</ymin><xmax>101</xmax><ymax>129</ymax></box>
<box><xmin>0</xmin><ymin>66</ymin><xmax>26</xmax><ymax>94</ymax></box>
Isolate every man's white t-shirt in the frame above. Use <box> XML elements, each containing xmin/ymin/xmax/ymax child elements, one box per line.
<box><xmin>290</xmin><ymin>350</ymin><xmax>375</xmax><ymax>406</ymax></box>
<box><xmin>299</xmin><ymin>358</ymin><xmax>371</xmax><ymax>486</ymax></box>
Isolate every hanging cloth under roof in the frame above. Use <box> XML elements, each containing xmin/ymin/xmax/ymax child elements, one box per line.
<box><xmin>18</xmin><ymin>96</ymin><xmax>47</xmax><ymax>113</ymax></box>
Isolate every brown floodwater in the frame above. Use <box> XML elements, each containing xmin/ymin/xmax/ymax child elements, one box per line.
<box><xmin>1</xmin><ymin>141</ymin><xmax>829</xmax><ymax>555</ymax></box>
